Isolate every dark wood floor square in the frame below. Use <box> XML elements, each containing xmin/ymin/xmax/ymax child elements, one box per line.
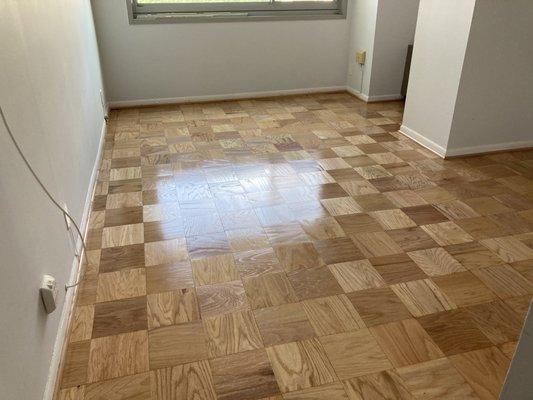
<box><xmin>314</xmin><ymin>237</ymin><xmax>365</xmax><ymax>264</ymax></box>
<box><xmin>100</xmin><ymin>244</ymin><xmax>145</xmax><ymax>273</ymax></box>
<box><xmin>347</xmin><ymin>287</ymin><xmax>411</xmax><ymax>327</ymax></box>
<box><xmin>92</xmin><ymin>296</ymin><xmax>147</xmax><ymax>338</ymax></box>
<box><xmin>287</xmin><ymin>265</ymin><xmax>343</xmax><ymax>301</ymax></box>
<box><xmin>402</xmin><ymin>205</ymin><xmax>449</xmax><ymax>225</ymax></box>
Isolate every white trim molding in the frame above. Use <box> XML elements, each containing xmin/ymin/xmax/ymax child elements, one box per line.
<box><xmin>445</xmin><ymin>140</ymin><xmax>533</xmax><ymax>157</ymax></box>
<box><xmin>43</xmin><ymin>119</ymin><xmax>107</xmax><ymax>400</ymax></box>
<box><xmin>399</xmin><ymin>125</ymin><xmax>447</xmax><ymax>158</ymax></box>
<box><xmin>346</xmin><ymin>86</ymin><xmax>404</xmax><ymax>103</ymax></box>
<box><xmin>108</xmin><ymin>86</ymin><xmax>346</xmax><ymax>108</ymax></box>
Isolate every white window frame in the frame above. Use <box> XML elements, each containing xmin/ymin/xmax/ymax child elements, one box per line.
<box><xmin>127</xmin><ymin>0</ymin><xmax>347</xmax><ymax>24</ymax></box>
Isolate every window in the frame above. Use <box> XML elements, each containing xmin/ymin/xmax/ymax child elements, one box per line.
<box><xmin>128</xmin><ymin>0</ymin><xmax>347</xmax><ymax>23</ymax></box>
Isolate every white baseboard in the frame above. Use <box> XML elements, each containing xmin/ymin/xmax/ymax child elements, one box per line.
<box><xmin>399</xmin><ymin>125</ymin><xmax>447</xmax><ymax>158</ymax></box>
<box><xmin>346</xmin><ymin>86</ymin><xmax>403</xmax><ymax>103</ymax></box>
<box><xmin>43</xmin><ymin>119</ymin><xmax>107</xmax><ymax>400</ymax></box>
<box><xmin>108</xmin><ymin>86</ymin><xmax>346</xmax><ymax>108</ymax></box>
<box><xmin>445</xmin><ymin>140</ymin><xmax>533</xmax><ymax>157</ymax></box>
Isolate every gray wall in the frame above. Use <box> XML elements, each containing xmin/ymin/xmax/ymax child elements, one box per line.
<box><xmin>92</xmin><ymin>0</ymin><xmax>351</xmax><ymax>105</ymax></box>
<box><xmin>0</xmin><ymin>1</ymin><xmax>105</xmax><ymax>399</ymax></box>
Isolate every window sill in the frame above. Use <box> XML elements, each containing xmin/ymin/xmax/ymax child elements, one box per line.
<box><xmin>129</xmin><ymin>11</ymin><xmax>346</xmax><ymax>25</ymax></box>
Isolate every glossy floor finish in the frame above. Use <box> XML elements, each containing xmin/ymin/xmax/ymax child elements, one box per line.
<box><xmin>58</xmin><ymin>92</ymin><xmax>533</xmax><ymax>400</ymax></box>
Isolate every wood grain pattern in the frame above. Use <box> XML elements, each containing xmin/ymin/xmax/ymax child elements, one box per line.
<box><xmin>235</xmin><ymin>247</ymin><xmax>283</xmax><ymax>278</ymax></box>
<box><xmin>351</xmin><ymin>232</ymin><xmax>403</xmax><ymax>258</ymax></box>
<box><xmin>150</xmin><ymin>360</ymin><xmax>217</xmax><ymax>400</ymax></box>
<box><xmin>70</xmin><ymin>305</ymin><xmax>94</xmax><ymax>343</ymax></box>
<box><xmin>421</xmin><ymin>222</ymin><xmax>474</xmax><ymax>246</ymax></box>
<box><xmin>92</xmin><ymin>296</ymin><xmax>147</xmax><ymax>338</ymax></box>
<box><xmin>369</xmin><ymin>209</ymin><xmax>417</xmax><ymax>230</ymax></box>
<box><xmin>472</xmin><ymin>264</ymin><xmax>533</xmax><ymax>299</ymax></box>
<box><xmin>407</xmin><ymin>247</ymin><xmax>465</xmax><ymax>277</ymax></box>
<box><xmin>391</xmin><ymin>279</ymin><xmax>456</xmax><ymax>317</ymax></box>
<box><xmin>320</xmin><ymin>329</ymin><xmax>392</xmax><ymax>380</ymax></box>
<box><xmin>343</xmin><ymin>370</ymin><xmax>413</xmax><ymax>400</ymax></box>
<box><xmin>274</xmin><ymin>242</ymin><xmax>324</xmax><ymax>272</ymax></box>
<box><xmin>287</xmin><ymin>265</ymin><xmax>344</xmax><ymax>301</ymax></box>
<box><xmin>85</xmin><ymin>372</ymin><xmax>150</xmax><ymax>400</ymax></box>
<box><xmin>266</xmin><ymin>338</ymin><xmax>336</xmax><ymax>393</ymax></box>
<box><xmin>243</xmin><ymin>272</ymin><xmax>297</xmax><ymax>309</ymax></box>
<box><xmin>102</xmin><ymin>223</ymin><xmax>144</xmax><ymax>249</ymax></box>
<box><xmin>191</xmin><ymin>253</ymin><xmax>239</xmax><ymax>286</ymax></box>
<box><xmin>96</xmin><ymin>268</ymin><xmax>146</xmax><ymax>303</ymax></box>
<box><xmin>480</xmin><ymin>236</ymin><xmax>533</xmax><ymax>263</ymax></box>
<box><xmin>146</xmin><ymin>261</ymin><xmax>194</xmax><ymax>294</ymax></box>
<box><xmin>204</xmin><ymin>310</ymin><xmax>263</xmax><ymax>357</ymax></box>
<box><xmin>147</xmin><ymin>288</ymin><xmax>200</xmax><ymax>329</ymax></box>
<box><xmin>283</xmin><ymin>382</ymin><xmax>349</xmax><ymax>400</ymax></box>
<box><xmin>347</xmin><ymin>287</ymin><xmax>411</xmax><ymax>327</ymax></box>
<box><xmin>303</xmin><ymin>294</ymin><xmax>365</xmax><ymax>336</ymax></box>
<box><xmin>433</xmin><ymin>271</ymin><xmax>496</xmax><ymax>307</ymax></box>
<box><xmin>329</xmin><ymin>260</ymin><xmax>386</xmax><ymax>292</ymax></box>
<box><xmin>197</xmin><ymin>280</ymin><xmax>249</xmax><ymax>318</ymax></box>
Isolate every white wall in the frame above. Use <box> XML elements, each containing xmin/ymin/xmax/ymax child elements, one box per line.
<box><xmin>346</xmin><ymin>0</ymin><xmax>379</xmax><ymax>98</ymax></box>
<box><xmin>0</xmin><ymin>1</ymin><xmax>105</xmax><ymax>399</ymax></box>
<box><xmin>369</xmin><ymin>0</ymin><xmax>419</xmax><ymax>99</ymax></box>
<box><xmin>92</xmin><ymin>0</ymin><xmax>351</xmax><ymax>106</ymax></box>
<box><xmin>447</xmin><ymin>0</ymin><xmax>533</xmax><ymax>154</ymax></box>
<box><xmin>400</xmin><ymin>0</ymin><xmax>476</xmax><ymax>155</ymax></box>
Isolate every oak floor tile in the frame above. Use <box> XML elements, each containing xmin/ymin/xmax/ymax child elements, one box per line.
<box><xmin>321</xmin><ymin>197</ymin><xmax>363</xmax><ymax>216</ymax></box>
<box><xmin>144</xmin><ymin>218</ymin><xmax>184</xmax><ymax>243</ymax></box>
<box><xmin>314</xmin><ymin>237</ymin><xmax>366</xmax><ymax>264</ymax></box>
<box><xmin>407</xmin><ymin>247</ymin><xmax>465</xmax><ymax>277</ymax></box>
<box><xmin>88</xmin><ymin>331</ymin><xmax>149</xmax><ymax>383</ymax></box>
<box><xmin>300</xmin><ymin>217</ymin><xmax>346</xmax><ymax>241</ymax></box>
<box><xmin>146</xmin><ymin>261</ymin><xmax>194</xmax><ymax>294</ymax></box>
<box><xmin>421</xmin><ymin>221</ymin><xmax>474</xmax><ymax>246</ymax></box>
<box><xmin>417</xmin><ymin>309</ymin><xmax>493</xmax><ymax>356</ymax></box>
<box><xmin>479</xmin><ymin>236</ymin><xmax>533</xmax><ymax>263</ymax></box>
<box><xmin>254</xmin><ymin>303</ymin><xmax>316</xmax><ymax>347</ymax></box>
<box><xmin>102</xmin><ymin>223</ymin><xmax>144</xmax><ymax>249</ymax></box>
<box><xmin>287</xmin><ymin>265</ymin><xmax>344</xmax><ymax>301</ymax></box>
<box><xmin>503</xmin><ymin>295</ymin><xmax>532</xmax><ymax>321</ymax></box>
<box><xmin>148</xmin><ymin>321</ymin><xmax>208</xmax><ymax>369</ymax></box>
<box><xmin>329</xmin><ymin>260</ymin><xmax>386</xmax><ymax>292</ymax></box>
<box><xmin>472</xmin><ymin>264</ymin><xmax>533</xmax><ymax>299</ymax></box>
<box><xmin>266</xmin><ymin>338</ymin><xmax>336</xmax><ymax>393</ymax></box>
<box><xmin>150</xmin><ymin>360</ymin><xmax>217</xmax><ymax>400</ymax></box>
<box><xmin>197</xmin><ymin>280</ymin><xmax>249</xmax><ymax>318</ymax></box>
<box><xmin>347</xmin><ymin>287</ymin><xmax>411</xmax><ymax>327</ymax></box>
<box><xmin>147</xmin><ymin>288</ymin><xmax>200</xmax><ymax>329</ymax></box>
<box><xmin>369</xmin><ymin>209</ymin><xmax>417</xmax><ymax>230</ymax></box>
<box><xmin>320</xmin><ymin>329</ymin><xmax>392</xmax><ymax>380</ymax></box>
<box><xmin>391</xmin><ymin>279</ymin><xmax>456</xmax><ymax>317</ymax></box>
<box><xmin>77</xmin><ymin>274</ymin><xmax>98</xmax><ymax>306</ymax></box>
<box><xmin>96</xmin><ymin>268</ymin><xmax>146</xmax><ymax>303</ymax></box>
<box><xmin>204</xmin><ymin>310</ymin><xmax>263</xmax><ymax>358</ymax></box>
<box><xmin>145</xmin><ymin>238</ymin><xmax>188</xmax><ymax>266</ymax></box>
<box><xmin>370</xmin><ymin>319</ymin><xmax>444</xmax><ymax>367</ymax></box>
<box><xmin>432</xmin><ymin>271</ymin><xmax>496</xmax><ymax>307</ymax></box>
<box><xmin>334</xmin><ymin>213</ymin><xmax>383</xmax><ymax>234</ymax></box>
<box><xmin>210</xmin><ymin>349</ymin><xmax>280</xmax><ymax>400</ymax></box>
<box><xmin>464</xmin><ymin>300</ymin><xmax>523</xmax><ymax>345</ymax></box>
<box><xmin>106</xmin><ymin>191</ymin><xmax>143</xmax><ymax>209</ymax></box>
<box><xmin>191</xmin><ymin>253</ymin><xmax>239</xmax><ymax>286</ymax></box>
<box><xmin>243</xmin><ymin>272</ymin><xmax>297</xmax><ymax>309</ymax></box>
<box><xmin>352</xmin><ymin>193</ymin><xmax>396</xmax><ymax>212</ymax></box>
<box><xmin>100</xmin><ymin>243</ymin><xmax>145</xmax><ymax>273</ymax></box>
<box><xmin>402</xmin><ymin>204</ymin><xmax>449</xmax><ymax>226</ymax></box>
<box><xmin>61</xmin><ymin>340</ymin><xmax>90</xmax><ymax>388</ymax></box>
<box><xmin>387</xmin><ymin>227</ymin><xmax>438</xmax><ymax>252</ymax></box>
<box><xmin>303</xmin><ymin>294</ymin><xmax>365</xmax><ymax>336</ymax></box>
<box><xmin>396</xmin><ymin>358</ymin><xmax>478</xmax><ymax>400</ymax></box>
<box><xmin>449</xmin><ymin>347</ymin><xmax>509</xmax><ymax>400</ymax></box>
<box><xmin>369</xmin><ymin>253</ymin><xmax>427</xmax><ymax>285</ymax></box>
<box><xmin>227</xmin><ymin>227</ymin><xmax>271</xmax><ymax>252</ymax></box>
<box><xmin>70</xmin><ymin>305</ymin><xmax>95</xmax><ymax>343</ymax></box>
<box><xmin>85</xmin><ymin>372</ymin><xmax>151</xmax><ymax>400</ymax></box>
<box><xmin>92</xmin><ymin>296</ymin><xmax>147</xmax><ymax>338</ymax></box>
<box><xmin>455</xmin><ymin>217</ymin><xmax>504</xmax><ymax>240</ymax></box>
<box><xmin>445</xmin><ymin>242</ymin><xmax>503</xmax><ymax>270</ymax></box>
<box><xmin>434</xmin><ymin>200</ymin><xmax>481</xmax><ymax>220</ymax></box>
<box><xmin>274</xmin><ymin>242</ymin><xmax>324</xmax><ymax>272</ymax></box>
<box><xmin>283</xmin><ymin>382</ymin><xmax>349</xmax><ymax>400</ymax></box>
<box><xmin>104</xmin><ymin>206</ymin><xmax>143</xmax><ymax>228</ymax></box>
<box><xmin>235</xmin><ymin>247</ymin><xmax>283</xmax><ymax>279</ymax></box>
<box><xmin>58</xmin><ymin>387</ymin><xmax>85</xmax><ymax>400</ymax></box>
<box><xmin>343</xmin><ymin>370</ymin><xmax>413</xmax><ymax>400</ymax></box>
<box><xmin>265</xmin><ymin>222</ymin><xmax>309</xmax><ymax>246</ymax></box>
<box><xmin>351</xmin><ymin>232</ymin><xmax>403</xmax><ymax>258</ymax></box>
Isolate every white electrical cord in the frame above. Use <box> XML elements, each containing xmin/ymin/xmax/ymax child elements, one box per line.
<box><xmin>0</xmin><ymin>106</ymin><xmax>90</xmax><ymax>290</ymax></box>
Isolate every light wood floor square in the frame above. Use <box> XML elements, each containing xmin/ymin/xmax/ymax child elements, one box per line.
<box><xmin>369</xmin><ymin>209</ymin><xmax>417</xmax><ymax>230</ymax></box>
<box><xmin>314</xmin><ymin>237</ymin><xmax>366</xmax><ymax>264</ymax></box>
<box><xmin>472</xmin><ymin>264</ymin><xmax>533</xmax><ymax>299</ymax></box>
<box><xmin>321</xmin><ymin>197</ymin><xmax>363</xmax><ymax>216</ymax></box>
<box><xmin>273</xmin><ymin>242</ymin><xmax>324</xmax><ymax>272</ymax></box>
<box><xmin>421</xmin><ymin>222</ymin><xmax>473</xmax><ymax>246</ymax></box>
<box><xmin>391</xmin><ymin>279</ymin><xmax>456</xmax><ymax>317</ymax></box>
<box><xmin>70</xmin><ymin>305</ymin><xmax>94</xmax><ymax>343</ymax></box>
<box><xmin>370</xmin><ymin>253</ymin><xmax>427</xmax><ymax>285</ymax></box>
<box><xmin>88</xmin><ymin>331</ymin><xmax>149</xmax><ymax>383</ymax></box>
<box><xmin>210</xmin><ymin>349</ymin><xmax>280</xmax><ymax>400</ymax></box>
<box><xmin>96</xmin><ymin>268</ymin><xmax>146</xmax><ymax>303</ymax></box>
<box><xmin>102</xmin><ymin>223</ymin><xmax>144</xmax><ymax>249</ymax></box>
<box><xmin>353</xmin><ymin>165</ymin><xmax>392</xmax><ymax>180</ymax></box>
<box><xmin>396</xmin><ymin>358</ymin><xmax>478</xmax><ymax>400</ymax></box>
<box><xmin>283</xmin><ymin>382</ymin><xmax>349</xmax><ymax>400</ymax></box>
<box><xmin>226</xmin><ymin>227</ymin><xmax>271</xmax><ymax>252</ymax></box>
<box><xmin>235</xmin><ymin>247</ymin><xmax>283</xmax><ymax>279</ymax></box>
<box><xmin>145</xmin><ymin>238</ymin><xmax>188</xmax><ymax>266</ymax></box>
<box><xmin>370</xmin><ymin>319</ymin><xmax>444</xmax><ymax>367</ymax></box>
<box><xmin>465</xmin><ymin>300</ymin><xmax>524</xmax><ymax>344</ymax></box>
<box><xmin>243</xmin><ymin>271</ymin><xmax>297</xmax><ymax>309</ymax></box>
<box><xmin>192</xmin><ymin>253</ymin><xmax>239</xmax><ymax>286</ymax></box>
<box><xmin>387</xmin><ymin>227</ymin><xmax>439</xmax><ymax>252</ymax></box>
<box><xmin>444</xmin><ymin>241</ymin><xmax>503</xmax><ymax>270</ymax></box>
<box><xmin>347</xmin><ymin>287</ymin><xmax>411</xmax><ymax>327</ymax></box>
<box><xmin>352</xmin><ymin>232</ymin><xmax>403</xmax><ymax>258</ymax></box>
<box><xmin>303</xmin><ymin>294</ymin><xmax>365</xmax><ymax>336</ymax></box>
<box><xmin>287</xmin><ymin>265</ymin><xmax>344</xmax><ymax>301</ymax></box>
<box><xmin>254</xmin><ymin>303</ymin><xmax>316</xmax><ymax>347</ymax></box>
<box><xmin>320</xmin><ymin>329</ymin><xmax>392</xmax><ymax>380</ymax></box>
<box><xmin>146</xmin><ymin>261</ymin><xmax>194</xmax><ymax>294</ymax></box>
<box><xmin>85</xmin><ymin>372</ymin><xmax>150</xmax><ymax>400</ymax></box>
<box><xmin>147</xmin><ymin>288</ymin><xmax>200</xmax><ymax>329</ymax></box>
<box><xmin>150</xmin><ymin>361</ymin><xmax>216</xmax><ymax>400</ymax></box>
<box><xmin>300</xmin><ymin>217</ymin><xmax>346</xmax><ymax>241</ymax></box>
<box><xmin>480</xmin><ymin>236</ymin><xmax>533</xmax><ymax>263</ymax></box>
<box><xmin>267</xmin><ymin>338</ymin><xmax>336</xmax><ymax>393</ymax></box>
<box><xmin>433</xmin><ymin>271</ymin><xmax>496</xmax><ymax>307</ymax></box>
<box><xmin>329</xmin><ymin>260</ymin><xmax>386</xmax><ymax>292</ymax></box>
<box><xmin>343</xmin><ymin>370</ymin><xmax>413</xmax><ymax>400</ymax></box>
<box><xmin>407</xmin><ymin>247</ymin><xmax>465</xmax><ymax>277</ymax></box>
<box><xmin>148</xmin><ymin>321</ymin><xmax>208</xmax><ymax>369</ymax></box>
<box><xmin>197</xmin><ymin>280</ymin><xmax>249</xmax><ymax>318</ymax></box>
<box><xmin>204</xmin><ymin>310</ymin><xmax>263</xmax><ymax>358</ymax></box>
<box><xmin>385</xmin><ymin>189</ymin><xmax>427</xmax><ymax>208</ymax></box>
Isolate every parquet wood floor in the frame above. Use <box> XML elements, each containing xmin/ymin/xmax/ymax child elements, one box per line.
<box><xmin>57</xmin><ymin>92</ymin><xmax>533</xmax><ymax>399</ymax></box>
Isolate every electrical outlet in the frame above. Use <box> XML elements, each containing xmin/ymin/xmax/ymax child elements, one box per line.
<box><xmin>40</xmin><ymin>275</ymin><xmax>57</xmax><ymax>314</ymax></box>
<box><xmin>356</xmin><ymin>51</ymin><xmax>366</xmax><ymax>65</ymax></box>
<box><xmin>63</xmin><ymin>203</ymin><xmax>71</xmax><ymax>230</ymax></box>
